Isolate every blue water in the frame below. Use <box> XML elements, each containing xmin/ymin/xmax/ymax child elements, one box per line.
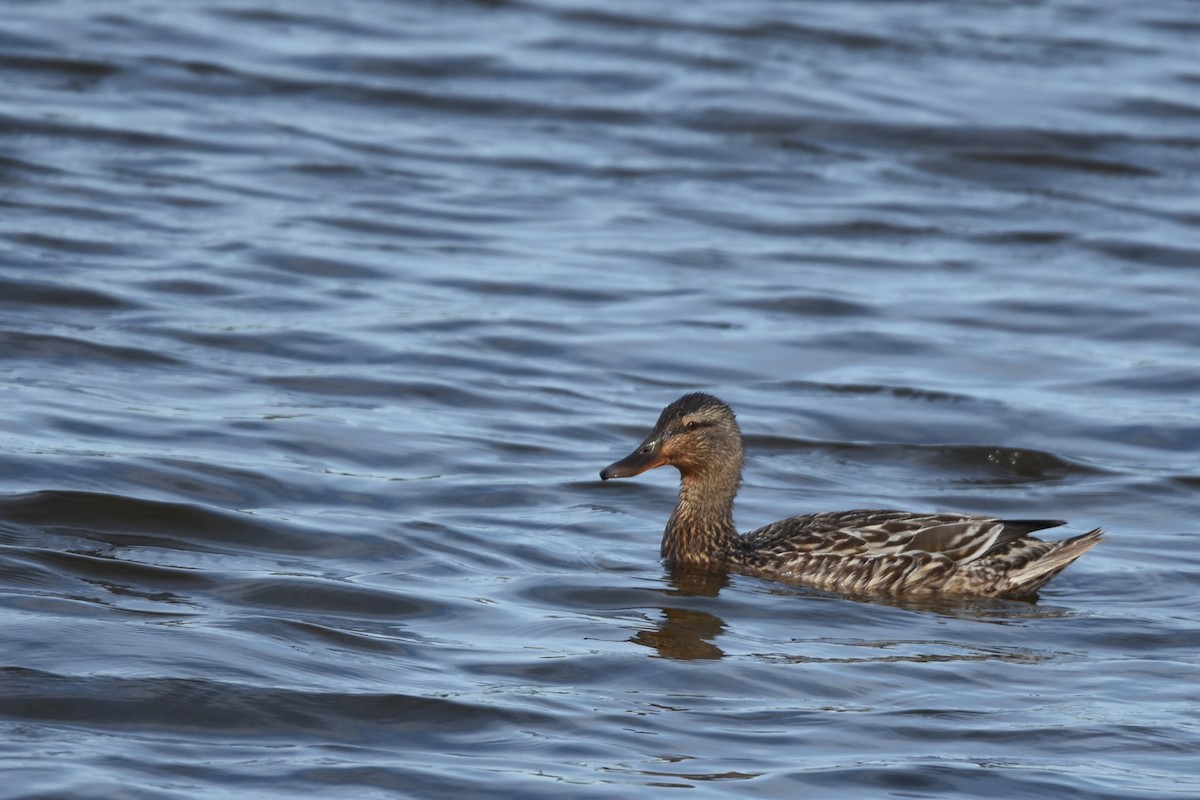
<box><xmin>2</xmin><ymin>1</ymin><xmax>1199</xmax><ymax>797</ymax></box>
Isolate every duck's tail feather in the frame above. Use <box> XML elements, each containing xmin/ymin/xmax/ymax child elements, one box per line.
<box><xmin>1006</xmin><ymin>528</ymin><xmax>1104</xmax><ymax>595</ymax></box>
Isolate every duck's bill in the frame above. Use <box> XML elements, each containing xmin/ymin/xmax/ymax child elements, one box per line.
<box><xmin>600</xmin><ymin>445</ymin><xmax>666</xmax><ymax>480</ymax></box>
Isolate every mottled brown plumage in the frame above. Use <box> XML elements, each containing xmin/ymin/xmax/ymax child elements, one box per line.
<box><xmin>600</xmin><ymin>393</ymin><xmax>1102</xmax><ymax>598</ymax></box>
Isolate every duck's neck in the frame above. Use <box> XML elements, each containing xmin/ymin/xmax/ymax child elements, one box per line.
<box><xmin>661</xmin><ymin>464</ymin><xmax>743</xmax><ymax>568</ymax></box>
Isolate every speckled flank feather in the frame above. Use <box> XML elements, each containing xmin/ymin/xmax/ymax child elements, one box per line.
<box><xmin>740</xmin><ymin>512</ymin><xmax>1102</xmax><ymax>597</ymax></box>
<box><xmin>600</xmin><ymin>393</ymin><xmax>1102</xmax><ymax>599</ymax></box>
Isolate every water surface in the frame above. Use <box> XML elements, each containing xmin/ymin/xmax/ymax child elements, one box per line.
<box><xmin>2</xmin><ymin>1</ymin><xmax>1199</xmax><ymax>797</ymax></box>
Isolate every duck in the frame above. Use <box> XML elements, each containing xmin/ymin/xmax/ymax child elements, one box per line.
<box><xmin>600</xmin><ymin>392</ymin><xmax>1102</xmax><ymax>598</ymax></box>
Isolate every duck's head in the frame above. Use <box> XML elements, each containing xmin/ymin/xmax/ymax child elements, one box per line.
<box><xmin>600</xmin><ymin>392</ymin><xmax>743</xmax><ymax>481</ymax></box>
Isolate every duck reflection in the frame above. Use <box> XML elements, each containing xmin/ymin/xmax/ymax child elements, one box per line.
<box><xmin>630</xmin><ymin>568</ymin><xmax>730</xmax><ymax>660</ymax></box>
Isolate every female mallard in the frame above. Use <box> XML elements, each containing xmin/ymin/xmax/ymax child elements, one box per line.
<box><xmin>600</xmin><ymin>392</ymin><xmax>1102</xmax><ymax>598</ymax></box>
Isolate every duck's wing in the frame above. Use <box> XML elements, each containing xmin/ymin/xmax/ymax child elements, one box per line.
<box><xmin>897</xmin><ymin>516</ymin><xmax>1066</xmax><ymax>561</ymax></box>
<box><xmin>743</xmin><ymin>509</ymin><xmax>1066</xmax><ymax>563</ymax></box>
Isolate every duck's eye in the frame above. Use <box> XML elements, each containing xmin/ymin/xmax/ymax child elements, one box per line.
<box><xmin>684</xmin><ymin>420</ymin><xmax>699</xmax><ymax>431</ymax></box>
